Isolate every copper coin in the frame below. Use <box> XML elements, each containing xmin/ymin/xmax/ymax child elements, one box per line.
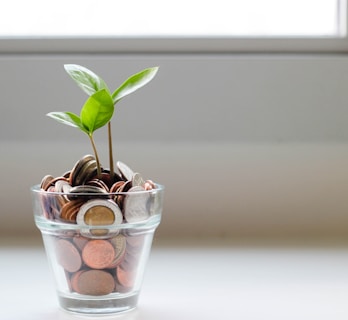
<box><xmin>116</xmin><ymin>266</ymin><xmax>136</xmax><ymax>288</ymax></box>
<box><xmin>100</xmin><ymin>169</ymin><xmax>123</xmax><ymax>188</ymax></box>
<box><xmin>86</xmin><ymin>178</ymin><xmax>109</xmax><ymax>192</ymax></box>
<box><xmin>60</xmin><ymin>200</ymin><xmax>83</xmax><ymax>222</ymax></box>
<box><xmin>114</xmin><ymin>277</ymin><xmax>132</xmax><ymax>293</ymax></box>
<box><xmin>110</xmin><ymin>181</ymin><xmax>125</xmax><ymax>193</ymax></box>
<box><xmin>62</xmin><ymin>170</ymin><xmax>71</xmax><ymax>179</ymax></box>
<box><xmin>43</xmin><ymin>176</ymin><xmax>69</xmax><ymax>192</ymax></box>
<box><xmin>55</xmin><ymin>239</ymin><xmax>82</xmax><ymax>273</ymax></box>
<box><xmin>73</xmin><ymin>269</ymin><xmax>115</xmax><ymax>296</ymax></box>
<box><xmin>144</xmin><ymin>181</ymin><xmax>154</xmax><ymax>191</ymax></box>
<box><xmin>70</xmin><ymin>270</ymin><xmax>85</xmax><ymax>292</ymax></box>
<box><xmin>114</xmin><ymin>180</ymin><xmax>132</xmax><ymax>209</ymax></box>
<box><xmin>40</xmin><ymin>175</ymin><xmax>54</xmax><ymax>190</ymax></box>
<box><xmin>82</xmin><ymin>240</ymin><xmax>115</xmax><ymax>269</ymax></box>
<box><xmin>51</xmin><ymin>194</ymin><xmax>68</xmax><ymax>220</ymax></box>
<box><xmin>73</xmin><ymin>235</ymin><xmax>89</xmax><ymax>252</ymax></box>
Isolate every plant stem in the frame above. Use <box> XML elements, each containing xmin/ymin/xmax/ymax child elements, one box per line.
<box><xmin>89</xmin><ymin>134</ymin><xmax>102</xmax><ymax>178</ymax></box>
<box><xmin>108</xmin><ymin>121</ymin><xmax>115</xmax><ymax>182</ymax></box>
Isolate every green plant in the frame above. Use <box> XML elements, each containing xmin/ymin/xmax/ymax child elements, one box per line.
<box><xmin>47</xmin><ymin>64</ymin><xmax>159</xmax><ymax>178</ymax></box>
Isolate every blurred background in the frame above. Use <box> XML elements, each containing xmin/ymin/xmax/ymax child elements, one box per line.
<box><xmin>1</xmin><ymin>0</ymin><xmax>348</xmax><ymax>243</ymax></box>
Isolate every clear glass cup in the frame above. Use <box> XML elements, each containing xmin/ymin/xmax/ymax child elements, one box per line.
<box><xmin>31</xmin><ymin>184</ymin><xmax>164</xmax><ymax>315</ymax></box>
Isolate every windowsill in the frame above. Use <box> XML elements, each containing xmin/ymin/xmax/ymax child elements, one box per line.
<box><xmin>2</xmin><ymin>237</ymin><xmax>348</xmax><ymax>319</ymax></box>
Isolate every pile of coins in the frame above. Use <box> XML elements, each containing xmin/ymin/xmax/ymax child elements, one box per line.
<box><xmin>40</xmin><ymin>154</ymin><xmax>157</xmax><ymax>226</ymax></box>
<box><xmin>55</xmin><ymin>233</ymin><xmax>145</xmax><ymax>295</ymax></box>
<box><xmin>39</xmin><ymin>155</ymin><xmax>159</xmax><ymax>296</ymax></box>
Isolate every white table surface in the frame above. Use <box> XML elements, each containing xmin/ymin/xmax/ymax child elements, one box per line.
<box><xmin>1</xmin><ymin>238</ymin><xmax>348</xmax><ymax>320</ymax></box>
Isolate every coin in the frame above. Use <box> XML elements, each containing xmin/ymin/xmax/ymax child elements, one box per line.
<box><xmin>70</xmin><ymin>270</ymin><xmax>85</xmax><ymax>292</ymax></box>
<box><xmin>132</xmin><ymin>173</ymin><xmax>145</xmax><ymax>187</ymax></box>
<box><xmin>116</xmin><ymin>161</ymin><xmax>135</xmax><ymax>181</ymax></box>
<box><xmin>108</xmin><ymin>234</ymin><xmax>127</xmax><ymax>268</ymax></box>
<box><xmin>52</xmin><ymin>194</ymin><xmax>68</xmax><ymax>220</ymax></box>
<box><xmin>82</xmin><ymin>239</ymin><xmax>116</xmax><ymax>269</ymax></box>
<box><xmin>76</xmin><ymin>159</ymin><xmax>98</xmax><ymax>185</ymax></box>
<box><xmin>40</xmin><ymin>175</ymin><xmax>54</xmax><ymax>191</ymax></box>
<box><xmin>116</xmin><ymin>266</ymin><xmax>136</xmax><ymax>288</ymax></box>
<box><xmin>69</xmin><ymin>155</ymin><xmax>95</xmax><ymax>186</ymax></box>
<box><xmin>86</xmin><ymin>178</ymin><xmax>109</xmax><ymax>192</ymax></box>
<box><xmin>72</xmin><ymin>235</ymin><xmax>89</xmax><ymax>252</ymax></box>
<box><xmin>145</xmin><ymin>179</ymin><xmax>156</xmax><ymax>190</ymax></box>
<box><xmin>101</xmin><ymin>169</ymin><xmax>123</xmax><ymax>188</ymax></box>
<box><xmin>109</xmin><ymin>181</ymin><xmax>125</xmax><ymax>193</ymax></box>
<box><xmin>114</xmin><ymin>180</ymin><xmax>132</xmax><ymax>209</ymax></box>
<box><xmin>72</xmin><ymin>269</ymin><xmax>115</xmax><ymax>296</ymax></box>
<box><xmin>123</xmin><ymin>186</ymin><xmax>151</xmax><ymax>223</ymax></box>
<box><xmin>76</xmin><ymin>199</ymin><xmax>123</xmax><ymax>237</ymax></box>
<box><xmin>114</xmin><ymin>278</ymin><xmax>132</xmax><ymax>293</ymax></box>
<box><xmin>60</xmin><ymin>200</ymin><xmax>83</xmax><ymax>222</ymax></box>
<box><xmin>54</xmin><ymin>179</ymin><xmax>72</xmax><ymax>193</ymax></box>
<box><xmin>67</xmin><ymin>185</ymin><xmax>108</xmax><ymax>201</ymax></box>
<box><xmin>55</xmin><ymin>239</ymin><xmax>82</xmax><ymax>273</ymax></box>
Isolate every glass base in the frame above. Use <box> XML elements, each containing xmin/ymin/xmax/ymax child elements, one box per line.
<box><xmin>58</xmin><ymin>292</ymin><xmax>139</xmax><ymax>315</ymax></box>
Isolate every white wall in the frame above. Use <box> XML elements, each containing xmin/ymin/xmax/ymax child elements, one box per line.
<box><xmin>2</xmin><ymin>54</ymin><xmax>348</xmax><ymax>239</ymax></box>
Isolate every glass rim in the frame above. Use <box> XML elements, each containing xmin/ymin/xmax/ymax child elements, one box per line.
<box><xmin>30</xmin><ymin>183</ymin><xmax>164</xmax><ymax>196</ymax></box>
<box><xmin>31</xmin><ymin>183</ymin><xmax>163</xmax><ymax>231</ymax></box>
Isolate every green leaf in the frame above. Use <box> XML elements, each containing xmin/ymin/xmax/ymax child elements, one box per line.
<box><xmin>80</xmin><ymin>89</ymin><xmax>114</xmax><ymax>134</ymax></box>
<box><xmin>112</xmin><ymin>67</ymin><xmax>159</xmax><ymax>104</ymax></box>
<box><xmin>64</xmin><ymin>64</ymin><xmax>110</xmax><ymax>96</ymax></box>
<box><xmin>46</xmin><ymin>111</ymin><xmax>88</xmax><ymax>133</ymax></box>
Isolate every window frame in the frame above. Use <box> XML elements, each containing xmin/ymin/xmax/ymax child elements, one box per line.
<box><xmin>0</xmin><ymin>36</ymin><xmax>347</xmax><ymax>54</ymax></box>
<box><xmin>1</xmin><ymin>0</ymin><xmax>348</xmax><ymax>54</ymax></box>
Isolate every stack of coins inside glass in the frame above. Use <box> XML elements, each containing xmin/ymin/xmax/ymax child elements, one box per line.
<box><xmin>53</xmin><ymin>232</ymin><xmax>146</xmax><ymax>295</ymax></box>
<box><xmin>38</xmin><ymin>155</ymin><xmax>160</xmax><ymax>296</ymax></box>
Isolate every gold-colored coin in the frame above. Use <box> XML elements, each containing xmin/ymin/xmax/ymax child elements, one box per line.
<box><xmin>84</xmin><ymin>205</ymin><xmax>115</xmax><ymax>225</ymax></box>
<box><xmin>76</xmin><ymin>199</ymin><xmax>123</xmax><ymax>238</ymax></box>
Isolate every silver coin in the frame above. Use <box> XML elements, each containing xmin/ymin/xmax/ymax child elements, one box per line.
<box><xmin>67</xmin><ymin>185</ymin><xmax>108</xmax><ymax>201</ymax></box>
<box><xmin>55</xmin><ymin>180</ymin><xmax>71</xmax><ymax>193</ymax></box>
<box><xmin>76</xmin><ymin>159</ymin><xmax>98</xmax><ymax>185</ymax></box>
<box><xmin>108</xmin><ymin>234</ymin><xmax>127</xmax><ymax>267</ymax></box>
<box><xmin>123</xmin><ymin>186</ymin><xmax>150</xmax><ymax>223</ymax></box>
<box><xmin>132</xmin><ymin>172</ymin><xmax>145</xmax><ymax>187</ymax></box>
<box><xmin>70</xmin><ymin>154</ymin><xmax>95</xmax><ymax>186</ymax></box>
<box><xmin>116</xmin><ymin>161</ymin><xmax>135</xmax><ymax>181</ymax></box>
